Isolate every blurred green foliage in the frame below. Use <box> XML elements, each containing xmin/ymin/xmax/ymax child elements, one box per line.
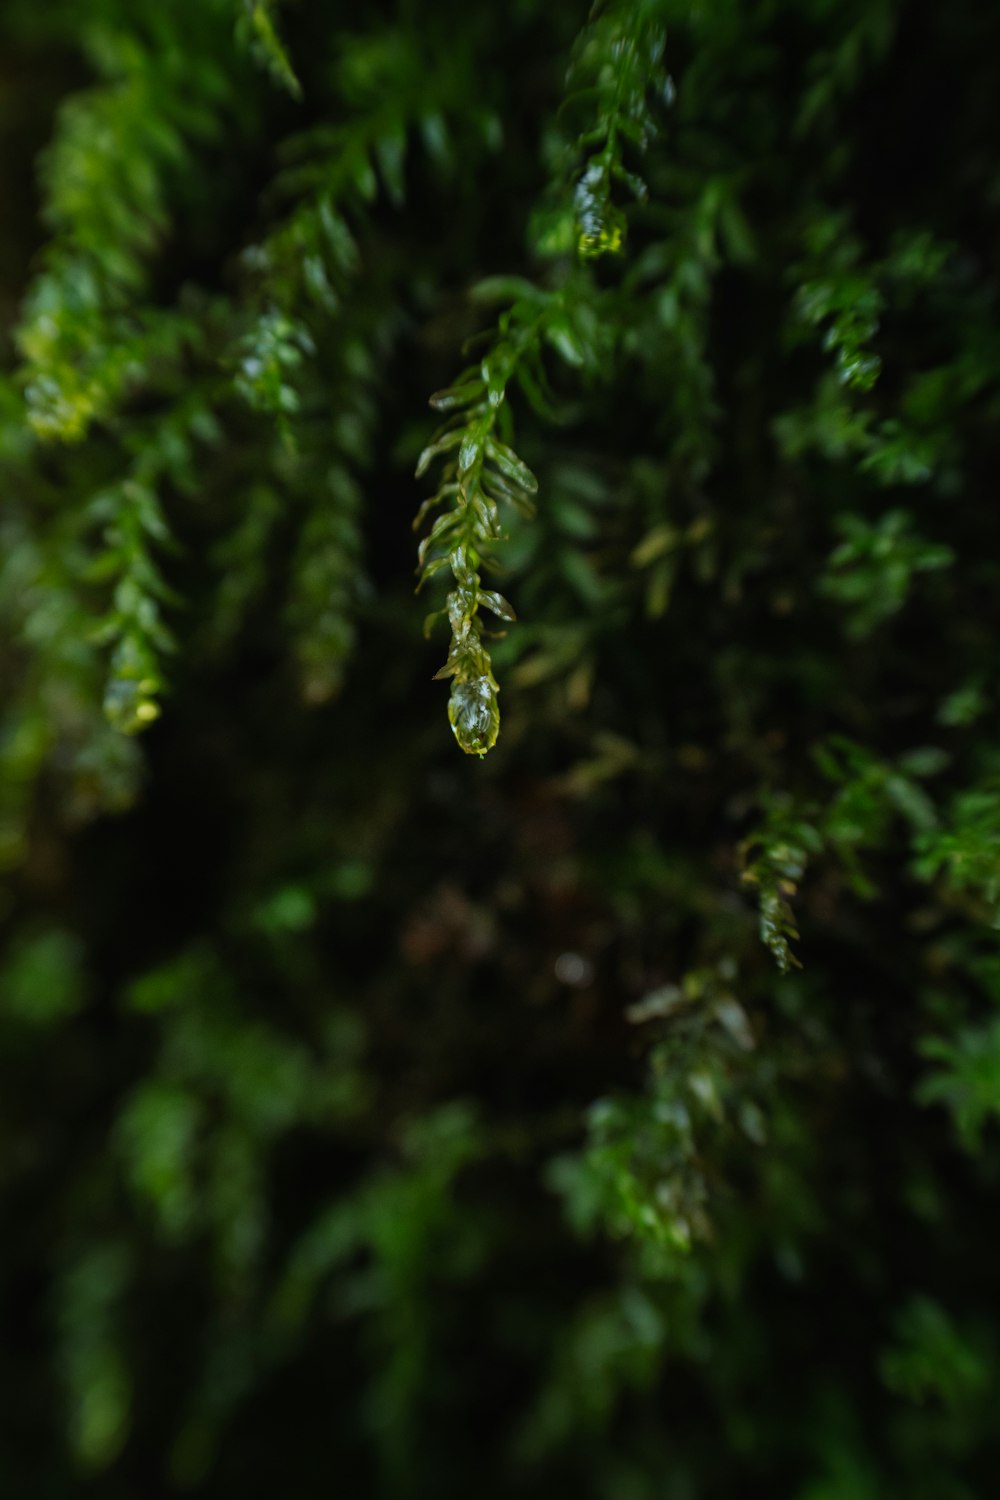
<box><xmin>2</xmin><ymin>0</ymin><xmax>1000</xmax><ymax>1495</ymax></box>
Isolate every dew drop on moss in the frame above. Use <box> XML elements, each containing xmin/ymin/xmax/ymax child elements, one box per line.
<box><xmin>448</xmin><ymin>675</ymin><xmax>499</xmax><ymax>757</ymax></box>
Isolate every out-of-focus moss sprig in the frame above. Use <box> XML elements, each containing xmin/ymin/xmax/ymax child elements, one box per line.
<box><xmin>283</xmin><ymin>307</ymin><xmax>398</xmax><ymax>705</ymax></box>
<box><xmin>16</xmin><ymin>3</ymin><xmax>241</xmax><ymax>443</ymax></box>
<box><xmin>550</xmin><ymin>960</ymin><xmax>760</xmax><ymax>1261</ymax></box>
<box><xmin>0</xmin><ymin>487</ymin><xmax>142</xmax><ymax>873</ymax></box>
<box><xmin>87</xmin><ymin>392</ymin><xmax>224</xmax><ymax>732</ymax></box>
<box><xmin>235</xmin><ymin>0</ymin><xmax>301</xmax><ymax>100</ymax></box>
<box><xmin>791</xmin><ymin>213</ymin><xmax>886</xmax><ymax>395</ymax></box>
<box><xmin>780</xmin><ymin>220</ymin><xmax>965</xmax><ymax>487</ymax></box>
<box><xmin>913</xmin><ymin>758</ymin><xmax>1000</xmax><ymax>924</ymax></box>
<box><xmin>741</xmin><ymin>738</ymin><xmax>946</xmax><ymax>971</ymax></box>
<box><xmin>10</xmin><ymin>3</ymin><xmax>245</xmax><ymax>744</ymax></box>
<box><xmin>561</xmin><ymin>0</ymin><xmax>670</xmax><ymax>260</ymax></box>
<box><xmin>235</xmin><ymin>22</ymin><xmax>499</xmax><ymax>412</ymax></box>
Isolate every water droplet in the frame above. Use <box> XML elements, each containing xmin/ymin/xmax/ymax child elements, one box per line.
<box><xmin>103</xmin><ymin>676</ymin><xmax>160</xmax><ymax>735</ymax></box>
<box><xmin>448</xmin><ymin>675</ymin><xmax>499</xmax><ymax>756</ymax></box>
<box><xmin>574</xmin><ymin>167</ymin><xmax>627</xmax><ymax>259</ymax></box>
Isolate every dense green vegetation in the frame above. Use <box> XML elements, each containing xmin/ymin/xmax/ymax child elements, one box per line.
<box><xmin>2</xmin><ymin>0</ymin><xmax>1000</xmax><ymax>1493</ymax></box>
